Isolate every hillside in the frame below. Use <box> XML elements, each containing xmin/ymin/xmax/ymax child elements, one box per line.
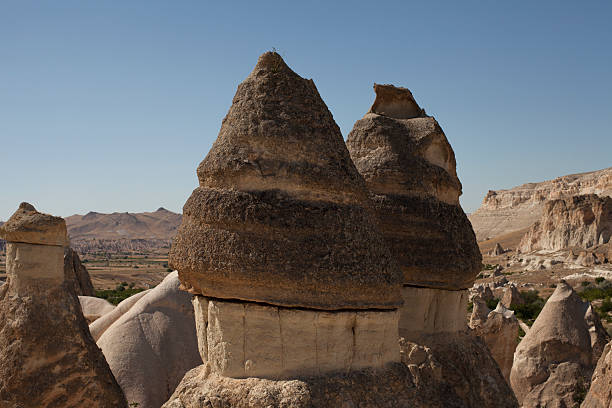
<box><xmin>469</xmin><ymin>167</ymin><xmax>612</xmax><ymax>241</ymax></box>
<box><xmin>65</xmin><ymin>208</ymin><xmax>182</xmax><ymax>254</ymax></box>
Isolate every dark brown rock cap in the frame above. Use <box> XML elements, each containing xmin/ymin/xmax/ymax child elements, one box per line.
<box><xmin>0</xmin><ymin>202</ymin><xmax>68</xmax><ymax>246</ymax></box>
<box><xmin>346</xmin><ymin>84</ymin><xmax>481</xmax><ymax>290</ymax></box>
<box><xmin>170</xmin><ymin>52</ymin><xmax>403</xmax><ymax>311</ymax></box>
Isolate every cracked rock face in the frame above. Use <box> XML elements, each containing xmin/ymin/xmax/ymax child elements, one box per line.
<box><xmin>192</xmin><ymin>296</ymin><xmax>399</xmax><ymax>380</ymax></box>
<box><xmin>64</xmin><ymin>246</ymin><xmax>95</xmax><ymax>296</ymax></box>
<box><xmin>583</xmin><ymin>341</ymin><xmax>612</xmax><ymax>408</ymax></box>
<box><xmin>345</xmin><ymin>84</ymin><xmax>481</xmax><ymax>290</ymax></box>
<box><xmin>0</xmin><ymin>203</ymin><xmax>127</xmax><ymax>408</ymax></box>
<box><xmin>519</xmin><ymin>194</ymin><xmax>612</xmax><ymax>252</ymax></box>
<box><xmin>169</xmin><ymin>52</ymin><xmax>402</xmax><ymax>311</ymax></box>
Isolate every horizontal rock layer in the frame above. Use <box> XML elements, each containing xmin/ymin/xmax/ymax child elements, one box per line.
<box><xmin>369</xmin><ymin>194</ymin><xmax>481</xmax><ymax>289</ymax></box>
<box><xmin>398</xmin><ymin>287</ymin><xmax>468</xmax><ymax>341</ymax></box>
<box><xmin>194</xmin><ymin>297</ymin><xmax>399</xmax><ymax>379</ymax></box>
<box><xmin>469</xmin><ymin>166</ymin><xmax>612</xmax><ymax>241</ymax></box>
<box><xmin>0</xmin><ymin>202</ymin><xmax>68</xmax><ymax>246</ymax></box>
<box><xmin>171</xmin><ymin>187</ymin><xmax>402</xmax><ymax>309</ymax></box>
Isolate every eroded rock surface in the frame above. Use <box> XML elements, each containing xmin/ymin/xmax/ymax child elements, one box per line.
<box><xmin>79</xmin><ymin>296</ymin><xmax>115</xmax><ymax>323</ymax></box>
<box><xmin>519</xmin><ymin>194</ymin><xmax>612</xmax><ymax>252</ymax></box>
<box><xmin>470</xmin><ymin>303</ymin><xmax>519</xmax><ymax>381</ymax></box>
<box><xmin>346</xmin><ymin>83</ymin><xmax>481</xmax><ymax>291</ymax></box>
<box><xmin>97</xmin><ymin>272</ymin><xmax>200</xmax><ymax>408</ymax></box>
<box><xmin>510</xmin><ymin>282</ymin><xmax>602</xmax><ymax>407</ymax></box>
<box><xmin>0</xmin><ymin>203</ymin><xmax>126</xmax><ymax>408</ymax></box>
<box><xmin>583</xmin><ymin>342</ymin><xmax>612</xmax><ymax>408</ymax></box>
<box><xmin>469</xmin><ymin>167</ymin><xmax>612</xmax><ymax>241</ymax></box>
<box><xmin>65</xmin><ymin>246</ymin><xmax>95</xmax><ymax>296</ymax></box>
<box><xmin>169</xmin><ymin>54</ymin><xmax>401</xmax><ymax>311</ymax></box>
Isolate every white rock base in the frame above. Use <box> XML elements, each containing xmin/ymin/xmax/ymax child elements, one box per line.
<box><xmin>399</xmin><ymin>286</ymin><xmax>468</xmax><ymax>341</ymax></box>
<box><xmin>192</xmin><ymin>296</ymin><xmax>400</xmax><ymax>379</ymax></box>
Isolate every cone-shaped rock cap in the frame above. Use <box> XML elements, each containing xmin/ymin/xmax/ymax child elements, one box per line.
<box><xmin>170</xmin><ymin>52</ymin><xmax>402</xmax><ymax>310</ymax></box>
<box><xmin>346</xmin><ymin>85</ymin><xmax>481</xmax><ymax>290</ymax></box>
<box><xmin>0</xmin><ymin>202</ymin><xmax>68</xmax><ymax>246</ymax></box>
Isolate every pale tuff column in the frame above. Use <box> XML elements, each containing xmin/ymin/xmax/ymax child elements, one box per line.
<box><xmin>197</xmin><ymin>298</ymin><xmax>400</xmax><ymax>380</ymax></box>
<box><xmin>6</xmin><ymin>242</ymin><xmax>65</xmax><ymax>296</ymax></box>
<box><xmin>399</xmin><ymin>286</ymin><xmax>468</xmax><ymax>341</ymax></box>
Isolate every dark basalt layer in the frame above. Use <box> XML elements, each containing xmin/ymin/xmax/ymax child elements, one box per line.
<box><xmin>346</xmin><ymin>85</ymin><xmax>481</xmax><ymax>290</ymax></box>
<box><xmin>170</xmin><ymin>52</ymin><xmax>402</xmax><ymax>310</ymax></box>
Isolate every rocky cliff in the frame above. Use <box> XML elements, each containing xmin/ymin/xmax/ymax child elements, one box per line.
<box><xmin>519</xmin><ymin>194</ymin><xmax>612</xmax><ymax>252</ymax></box>
<box><xmin>469</xmin><ymin>167</ymin><xmax>612</xmax><ymax>241</ymax></box>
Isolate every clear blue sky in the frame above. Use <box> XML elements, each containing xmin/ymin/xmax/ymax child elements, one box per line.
<box><xmin>1</xmin><ymin>0</ymin><xmax>611</xmax><ymax>219</ymax></box>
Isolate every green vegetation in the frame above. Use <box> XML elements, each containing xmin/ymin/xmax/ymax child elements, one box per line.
<box><xmin>95</xmin><ymin>287</ymin><xmax>146</xmax><ymax>305</ymax></box>
<box><xmin>596</xmin><ymin>277</ymin><xmax>606</xmax><ymax>284</ymax></box>
<box><xmin>578</xmin><ymin>285</ymin><xmax>612</xmax><ymax>302</ymax></box>
<box><xmin>509</xmin><ymin>290</ymin><xmax>546</xmax><ymax>326</ymax></box>
<box><xmin>581</xmin><ymin>280</ymin><xmax>591</xmax><ymax>287</ymax></box>
<box><xmin>467</xmin><ymin>301</ymin><xmax>473</xmax><ymax>312</ymax></box>
<box><xmin>482</xmin><ymin>263</ymin><xmax>496</xmax><ymax>270</ymax></box>
<box><xmin>486</xmin><ymin>297</ymin><xmax>499</xmax><ymax>310</ymax></box>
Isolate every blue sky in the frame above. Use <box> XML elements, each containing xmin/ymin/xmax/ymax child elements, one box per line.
<box><xmin>1</xmin><ymin>0</ymin><xmax>611</xmax><ymax>219</ymax></box>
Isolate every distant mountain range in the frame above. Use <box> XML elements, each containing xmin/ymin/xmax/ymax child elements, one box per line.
<box><xmin>65</xmin><ymin>208</ymin><xmax>182</xmax><ymax>254</ymax></box>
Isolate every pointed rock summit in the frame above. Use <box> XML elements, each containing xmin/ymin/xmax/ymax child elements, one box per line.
<box><xmin>170</xmin><ymin>52</ymin><xmax>402</xmax><ymax>311</ymax></box>
<box><xmin>510</xmin><ymin>281</ymin><xmax>604</xmax><ymax>407</ymax></box>
<box><xmin>0</xmin><ymin>203</ymin><xmax>127</xmax><ymax>407</ymax></box>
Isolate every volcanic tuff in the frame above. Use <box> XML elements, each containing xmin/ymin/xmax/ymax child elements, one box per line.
<box><xmin>169</xmin><ymin>52</ymin><xmax>402</xmax><ymax>311</ymax></box>
<box><xmin>519</xmin><ymin>194</ymin><xmax>612</xmax><ymax>252</ymax></box>
<box><xmin>346</xmin><ymin>83</ymin><xmax>481</xmax><ymax>290</ymax></box>
<box><xmin>510</xmin><ymin>282</ymin><xmax>607</xmax><ymax>407</ymax></box>
<box><xmin>469</xmin><ymin>166</ymin><xmax>612</xmax><ymax>241</ymax></box>
<box><xmin>0</xmin><ymin>203</ymin><xmax>127</xmax><ymax>407</ymax></box>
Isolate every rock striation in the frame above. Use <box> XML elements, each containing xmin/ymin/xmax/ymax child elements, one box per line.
<box><xmin>97</xmin><ymin>272</ymin><xmax>200</xmax><ymax>408</ymax></box>
<box><xmin>165</xmin><ymin>52</ymin><xmax>405</xmax><ymax>407</ymax></box>
<box><xmin>345</xmin><ymin>83</ymin><xmax>481</xmax><ymax>337</ymax></box>
<box><xmin>346</xmin><ymin>84</ymin><xmax>515</xmax><ymax>407</ymax></box>
<box><xmin>469</xmin><ymin>166</ymin><xmax>612</xmax><ymax>241</ymax></box>
<box><xmin>519</xmin><ymin>194</ymin><xmax>612</xmax><ymax>252</ymax></box>
<box><xmin>169</xmin><ymin>61</ymin><xmax>401</xmax><ymax>311</ymax></box>
<box><xmin>0</xmin><ymin>202</ymin><xmax>127</xmax><ymax>408</ymax></box>
<box><xmin>510</xmin><ymin>281</ymin><xmax>608</xmax><ymax>407</ymax></box>
<box><xmin>470</xmin><ymin>302</ymin><xmax>519</xmax><ymax>381</ymax></box>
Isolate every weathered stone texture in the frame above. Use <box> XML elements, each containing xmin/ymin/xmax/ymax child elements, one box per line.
<box><xmin>200</xmin><ymin>298</ymin><xmax>399</xmax><ymax>379</ymax></box>
<box><xmin>170</xmin><ymin>53</ymin><xmax>402</xmax><ymax>310</ymax></box>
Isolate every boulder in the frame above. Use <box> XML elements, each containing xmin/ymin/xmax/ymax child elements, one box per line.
<box><xmin>510</xmin><ymin>281</ymin><xmax>598</xmax><ymax>407</ymax></box>
<box><xmin>79</xmin><ymin>296</ymin><xmax>115</xmax><ymax>323</ymax></box>
<box><xmin>0</xmin><ymin>202</ymin><xmax>126</xmax><ymax>407</ymax></box>
<box><xmin>97</xmin><ymin>272</ymin><xmax>200</xmax><ymax>408</ymax></box>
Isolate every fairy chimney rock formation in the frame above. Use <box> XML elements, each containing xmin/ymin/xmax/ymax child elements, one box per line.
<box><xmin>470</xmin><ymin>302</ymin><xmax>519</xmax><ymax>381</ymax></box>
<box><xmin>165</xmin><ymin>53</ymin><xmax>408</xmax><ymax>407</ymax></box>
<box><xmin>346</xmin><ymin>84</ymin><xmax>481</xmax><ymax>341</ymax></box>
<box><xmin>519</xmin><ymin>194</ymin><xmax>612</xmax><ymax>252</ymax></box>
<box><xmin>510</xmin><ymin>281</ymin><xmax>600</xmax><ymax>407</ymax></box>
<box><xmin>0</xmin><ymin>203</ymin><xmax>127</xmax><ymax>407</ymax></box>
<box><xmin>583</xmin><ymin>341</ymin><xmax>612</xmax><ymax>408</ymax></box>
